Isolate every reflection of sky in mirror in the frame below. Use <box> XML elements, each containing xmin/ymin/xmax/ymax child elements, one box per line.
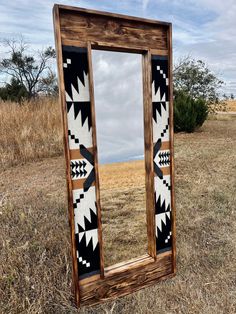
<box><xmin>92</xmin><ymin>50</ymin><xmax>144</xmax><ymax>164</ymax></box>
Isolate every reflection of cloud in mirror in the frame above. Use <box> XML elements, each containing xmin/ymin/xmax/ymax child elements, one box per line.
<box><xmin>92</xmin><ymin>50</ymin><xmax>144</xmax><ymax>164</ymax></box>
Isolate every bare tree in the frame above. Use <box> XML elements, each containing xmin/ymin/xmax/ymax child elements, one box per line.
<box><xmin>0</xmin><ymin>38</ymin><xmax>56</xmax><ymax>99</ymax></box>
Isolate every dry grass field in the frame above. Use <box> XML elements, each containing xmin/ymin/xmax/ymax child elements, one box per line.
<box><xmin>209</xmin><ymin>100</ymin><xmax>236</xmax><ymax>121</ymax></box>
<box><xmin>99</xmin><ymin>160</ymin><xmax>147</xmax><ymax>267</ymax></box>
<box><xmin>0</xmin><ymin>98</ymin><xmax>63</xmax><ymax>169</ymax></box>
<box><xmin>0</xmin><ymin>99</ymin><xmax>236</xmax><ymax>313</ymax></box>
<box><xmin>226</xmin><ymin>100</ymin><xmax>236</xmax><ymax>112</ymax></box>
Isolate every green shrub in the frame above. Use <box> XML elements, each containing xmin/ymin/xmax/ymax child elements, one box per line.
<box><xmin>194</xmin><ymin>98</ymin><xmax>209</xmax><ymax>127</ymax></box>
<box><xmin>174</xmin><ymin>91</ymin><xmax>208</xmax><ymax>132</ymax></box>
<box><xmin>0</xmin><ymin>78</ymin><xmax>28</xmax><ymax>102</ymax></box>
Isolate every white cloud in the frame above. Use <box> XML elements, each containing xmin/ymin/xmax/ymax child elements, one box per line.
<box><xmin>142</xmin><ymin>0</ymin><xmax>150</xmax><ymax>11</ymax></box>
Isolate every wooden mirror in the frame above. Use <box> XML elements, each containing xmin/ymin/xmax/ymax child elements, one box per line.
<box><xmin>53</xmin><ymin>4</ymin><xmax>176</xmax><ymax>307</ymax></box>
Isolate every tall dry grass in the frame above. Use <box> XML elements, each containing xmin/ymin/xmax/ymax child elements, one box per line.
<box><xmin>226</xmin><ymin>100</ymin><xmax>236</xmax><ymax>112</ymax></box>
<box><xmin>0</xmin><ymin>98</ymin><xmax>63</xmax><ymax>169</ymax></box>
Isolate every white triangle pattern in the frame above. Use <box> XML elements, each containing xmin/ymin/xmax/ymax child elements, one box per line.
<box><xmin>155</xmin><ymin>212</ymin><xmax>171</xmax><ymax>235</ymax></box>
<box><xmin>73</xmin><ymin>186</ymin><xmax>97</xmax><ymax>231</ymax></box>
<box><xmin>78</xmin><ymin>229</ymin><xmax>98</xmax><ymax>251</ymax></box>
<box><xmin>85</xmin><ymin>229</ymin><xmax>98</xmax><ymax>250</ymax></box>
<box><xmin>154</xmin><ymin>175</ymin><xmax>171</xmax><ymax>208</ymax></box>
<box><xmin>67</xmin><ymin>110</ymin><xmax>92</xmax><ymax>149</ymax></box>
<box><xmin>66</xmin><ymin>73</ymin><xmax>90</xmax><ymax>102</ymax></box>
<box><xmin>152</xmin><ymin>101</ymin><xmax>169</xmax><ymax>142</ymax></box>
<box><xmin>152</xmin><ymin>83</ymin><xmax>167</xmax><ymax>102</ymax></box>
<box><xmin>156</xmin><ymin>213</ymin><xmax>166</xmax><ymax>233</ymax></box>
<box><xmin>79</xmin><ymin>231</ymin><xmax>85</xmax><ymax>242</ymax></box>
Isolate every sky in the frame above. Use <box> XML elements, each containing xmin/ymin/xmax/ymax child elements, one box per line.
<box><xmin>0</xmin><ymin>0</ymin><xmax>235</xmax><ymax>94</ymax></box>
<box><xmin>92</xmin><ymin>50</ymin><xmax>144</xmax><ymax>164</ymax></box>
<box><xmin>0</xmin><ymin>0</ymin><xmax>235</xmax><ymax>162</ymax></box>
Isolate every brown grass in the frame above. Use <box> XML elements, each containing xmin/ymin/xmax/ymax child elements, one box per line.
<box><xmin>0</xmin><ymin>100</ymin><xmax>236</xmax><ymax>313</ymax></box>
<box><xmin>209</xmin><ymin>100</ymin><xmax>236</xmax><ymax>120</ymax></box>
<box><xmin>0</xmin><ymin>98</ymin><xmax>63</xmax><ymax>169</ymax></box>
<box><xmin>226</xmin><ymin>100</ymin><xmax>236</xmax><ymax>112</ymax></box>
<box><xmin>99</xmin><ymin>160</ymin><xmax>147</xmax><ymax>267</ymax></box>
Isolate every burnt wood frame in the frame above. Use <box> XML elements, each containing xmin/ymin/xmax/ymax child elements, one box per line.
<box><xmin>53</xmin><ymin>4</ymin><xmax>176</xmax><ymax>308</ymax></box>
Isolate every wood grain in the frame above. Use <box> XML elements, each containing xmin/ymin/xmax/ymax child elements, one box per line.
<box><xmin>71</xmin><ymin>179</ymin><xmax>95</xmax><ymax>190</ymax></box>
<box><xmin>80</xmin><ymin>251</ymin><xmax>173</xmax><ymax>306</ymax></box>
<box><xmin>70</xmin><ymin>147</ymin><xmax>93</xmax><ymax>160</ymax></box>
<box><xmin>87</xmin><ymin>42</ymin><xmax>105</xmax><ymax>279</ymax></box>
<box><xmin>57</xmin><ymin>4</ymin><xmax>171</xmax><ymax>27</ymax></box>
<box><xmin>53</xmin><ymin>5</ymin><xmax>80</xmax><ymax>306</ymax></box>
<box><xmin>168</xmin><ymin>24</ymin><xmax>177</xmax><ymax>274</ymax></box>
<box><xmin>142</xmin><ymin>50</ymin><xmax>156</xmax><ymax>259</ymax></box>
<box><xmin>61</xmin><ymin>38</ymin><xmax>168</xmax><ymax>55</ymax></box>
<box><xmin>59</xmin><ymin>8</ymin><xmax>168</xmax><ymax>51</ymax></box>
<box><xmin>150</xmin><ymin>48</ymin><xmax>168</xmax><ymax>56</ymax></box>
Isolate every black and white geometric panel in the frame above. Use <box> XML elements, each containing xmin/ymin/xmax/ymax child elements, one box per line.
<box><xmin>62</xmin><ymin>45</ymin><xmax>100</xmax><ymax>278</ymax></box>
<box><xmin>152</xmin><ymin>55</ymin><xmax>172</xmax><ymax>253</ymax></box>
<box><xmin>70</xmin><ymin>159</ymin><xmax>93</xmax><ymax>180</ymax></box>
<box><xmin>67</xmin><ymin>103</ymin><xmax>92</xmax><ymax>149</ymax></box>
<box><xmin>152</xmin><ymin>56</ymin><xmax>170</xmax><ymax>144</ymax></box>
<box><xmin>154</xmin><ymin>175</ymin><xmax>172</xmax><ymax>250</ymax></box>
<box><xmin>73</xmin><ymin>187</ymin><xmax>100</xmax><ymax>275</ymax></box>
<box><xmin>63</xmin><ymin>46</ymin><xmax>92</xmax><ymax>150</ymax></box>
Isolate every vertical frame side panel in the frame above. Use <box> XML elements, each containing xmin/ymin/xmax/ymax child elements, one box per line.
<box><xmin>142</xmin><ymin>51</ymin><xmax>156</xmax><ymax>259</ymax></box>
<box><xmin>168</xmin><ymin>24</ymin><xmax>176</xmax><ymax>273</ymax></box>
<box><xmin>87</xmin><ymin>42</ymin><xmax>105</xmax><ymax>278</ymax></box>
<box><xmin>53</xmin><ymin>6</ymin><xmax>80</xmax><ymax>306</ymax></box>
<box><xmin>151</xmin><ymin>54</ymin><xmax>173</xmax><ymax>253</ymax></box>
<box><xmin>61</xmin><ymin>44</ymin><xmax>101</xmax><ymax>280</ymax></box>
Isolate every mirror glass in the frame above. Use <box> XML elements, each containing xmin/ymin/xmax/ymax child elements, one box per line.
<box><xmin>92</xmin><ymin>50</ymin><xmax>148</xmax><ymax>267</ymax></box>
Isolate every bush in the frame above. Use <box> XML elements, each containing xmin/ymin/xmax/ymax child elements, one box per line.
<box><xmin>0</xmin><ymin>78</ymin><xmax>28</xmax><ymax>102</ymax></box>
<box><xmin>195</xmin><ymin>98</ymin><xmax>209</xmax><ymax>127</ymax></box>
<box><xmin>174</xmin><ymin>91</ymin><xmax>208</xmax><ymax>132</ymax></box>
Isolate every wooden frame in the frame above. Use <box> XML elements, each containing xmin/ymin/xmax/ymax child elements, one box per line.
<box><xmin>53</xmin><ymin>4</ymin><xmax>176</xmax><ymax>308</ymax></box>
